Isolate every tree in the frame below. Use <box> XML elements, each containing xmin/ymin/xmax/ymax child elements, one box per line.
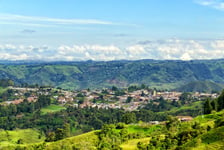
<box><xmin>38</xmin><ymin>95</ymin><xmax>51</xmax><ymax>107</ymax></box>
<box><xmin>126</xmin><ymin>96</ymin><xmax>132</xmax><ymax>103</ymax></box>
<box><xmin>211</xmin><ymin>99</ymin><xmax>218</xmax><ymax>111</ymax></box>
<box><xmin>17</xmin><ymin>138</ymin><xmax>23</xmax><ymax>144</ymax></box>
<box><xmin>128</xmin><ymin>85</ymin><xmax>138</xmax><ymax>92</ymax></box>
<box><xmin>92</xmin><ymin>119</ymin><xmax>103</xmax><ymax>129</ymax></box>
<box><xmin>122</xmin><ymin>112</ymin><xmax>136</xmax><ymax>124</ymax></box>
<box><xmin>140</xmin><ymin>84</ymin><xmax>147</xmax><ymax>89</ymax></box>
<box><xmin>166</xmin><ymin>116</ymin><xmax>180</xmax><ymax>132</ymax></box>
<box><xmin>76</xmin><ymin>92</ymin><xmax>84</xmax><ymax>97</ymax></box>
<box><xmin>63</xmin><ymin>123</ymin><xmax>71</xmax><ymax>137</ymax></box>
<box><xmin>217</xmin><ymin>90</ymin><xmax>224</xmax><ymax>111</ymax></box>
<box><xmin>120</xmin><ymin>128</ymin><xmax>128</xmax><ymax>142</ymax></box>
<box><xmin>137</xmin><ymin>142</ymin><xmax>147</xmax><ymax>150</ymax></box>
<box><xmin>179</xmin><ymin>92</ymin><xmax>192</xmax><ymax>104</ymax></box>
<box><xmin>204</xmin><ymin>99</ymin><xmax>213</xmax><ymax>114</ymax></box>
<box><xmin>55</xmin><ymin>128</ymin><xmax>65</xmax><ymax>140</ymax></box>
<box><xmin>111</xmin><ymin>86</ymin><xmax>118</xmax><ymax>91</ymax></box>
<box><xmin>45</xmin><ymin>132</ymin><xmax>56</xmax><ymax>142</ymax></box>
<box><xmin>140</xmin><ymin>91</ymin><xmax>145</xmax><ymax>96</ymax></box>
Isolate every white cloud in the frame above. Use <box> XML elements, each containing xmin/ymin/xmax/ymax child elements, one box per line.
<box><xmin>126</xmin><ymin>45</ymin><xmax>146</xmax><ymax>55</ymax></box>
<box><xmin>0</xmin><ymin>13</ymin><xmax>137</xmax><ymax>28</ymax></box>
<box><xmin>180</xmin><ymin>53</ymin><xmax>192</xmax><ymax>61</ymax></box>
<box><xmin>195</xmin><ymin>0</ymin><xmax>224</xmax><ymax>10</ymax></box>
<box><xmin>0</xmin><ymin>13</ymin><xmax>113</xmax><ymax>25</ymax></box>
<box><xmin>1</xmin><ymin>39</ymin><xmax>224</xmax><ymax>61</ymax></box>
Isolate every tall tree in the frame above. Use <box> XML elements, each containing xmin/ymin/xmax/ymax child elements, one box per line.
<box><xmin>204</xmin><ymin>99</ymin><xmax>213</xmax><ymax>114</ymax></box>
<box><xmin>217</xmin><ymin>90</ymin><xmax>224</xmax><ymax>111</ymax></box>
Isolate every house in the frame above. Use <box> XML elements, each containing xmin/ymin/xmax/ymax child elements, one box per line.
<box><xmin>58</xmin><ymin>96</ymin><xmax>66</xmax><ymax>104</ymax></box>
<box><xmin>149</xmin><ymin>121</ymin><xmax>160</xmax><ymax>125</ymax></box>
<box><xmin>12</xmin><ymin>99</ymin><xmax>24</xmax><ymax>105</ymax></box>
<box><xmin>27</xmin><ymin>96</ymin><xmax>38</xmax><ymax>102</ymax></box>
<box><xmin>177</xmin><ymin>116</ymin><xmax>193</xmax><ymax>122</ymax></box>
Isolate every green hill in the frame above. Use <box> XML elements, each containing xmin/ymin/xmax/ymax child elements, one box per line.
<box><xmin>176</xmin><ymin>81</ymin><xmax>224</xmax><ymax>93</ymax></box>
<box><xmin>1</xmin><ymin>59</ymin><xmax>224</xmax><ymax>90</ymax></box>
<box><xmin>0</xmin><ymin>129</ymin><xmax>45</xmax><ymax>149</ymax></box>
<box><xmin>2</xmin><ymin>110</ymin><xmax>224</xmax><ymax>150</ymax></box>
<box><xmin>1</xmin><ymin>131</ymin><xmax>99</xmax><ymax>150</ymax></box>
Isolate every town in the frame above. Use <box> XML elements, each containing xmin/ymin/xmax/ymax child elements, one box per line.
<box><xmin>2</xmin><ymin>85</ymin><xmax>219</xmax><ymax>111</ymax></box>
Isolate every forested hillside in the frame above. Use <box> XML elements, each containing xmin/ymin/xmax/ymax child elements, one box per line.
<box><xmin>176</xmin><ymin>81</ymin><xmax>224</xmax><ymax>93</ymax></box>
<box><xmin>1</xmin><ymin>59</ymin><xmax>224</xmax><ymax>90</ymax></box>
<box><xmin>3</xmin><ymin>109</ymin><xmax>224</xmax><ymax>150</ymax></box>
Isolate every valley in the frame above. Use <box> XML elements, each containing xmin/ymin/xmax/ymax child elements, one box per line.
<box><xmin>0</xmin><ymin>77</ymin><xmax>223</xmax><ymax>149</ymax></box>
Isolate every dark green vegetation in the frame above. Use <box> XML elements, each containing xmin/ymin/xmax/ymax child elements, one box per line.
<box><xmin>176</xmin><ymin>81</ymin><xmax>224</xmax><ymax>93</ymax></box>
<box><xmin>2</xmin><ymin>110</ymin><xmax>224</xmax><ymax>150</ymax></box>
<box><xmin>0</xmin><ymin>88</ymin><xmax>222</xmax><ymax>149</ymax></box>
<box><xmin>143</xmin><ymin>93</ymin><xmax>204</xmax><ymax>117</ymax></box>
<box><xmin>203</xmin><ymin>90</ymin><xmax>224</xmax><ymax>114</ymax></box>
<box><xmin>0</xmin><ymin>65</ymin><xmax>224</xmax><ymax>150</ymax></box>
<box><xmin>1</xmin><ymin>59</ymin><xmax>224</xmax><ymax>90</ymax></box>
<box><xmin>0</xmin><ymin>86</ymin><xmax>210</xmax><ymax>149</ymax></box>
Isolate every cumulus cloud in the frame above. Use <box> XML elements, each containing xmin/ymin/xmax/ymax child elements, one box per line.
<box><xmin>137</xmin><ymin>39</ymin><xmax>224</xmax><ymax>60</ymax></box>
<box><xmin>1</xmin><ymin>39</ymin><xmax>224</xmax><ymax>61</ymax></box>
<box><xmin>195</xmin><ymin>0</ymin><xmax>224</xmax><ymax>10</ymax></box>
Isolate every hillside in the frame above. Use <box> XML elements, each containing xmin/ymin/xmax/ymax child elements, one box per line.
<box><xmin>1</xmin><ymin>59</ymin><xmax>224</xmax><ymax>90</ymax></box>
<box><xmin>2</xmin><ymin>110</ymin><xmax>224</xmax><ymax>150</ymax></box>
<box><xmin>176</xmin><ymin>81</ymin><xmax>224</xmax><ymax>93</ymax></box>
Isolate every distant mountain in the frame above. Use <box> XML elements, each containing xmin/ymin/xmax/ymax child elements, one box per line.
<box><xmin>175</xmin><ymin>81</ymin><xmax>224</xmax><ymax>93</ymax></box>
<box><xmin>1</xmin><ymin>59</ymin><xmax>224</xmax><ymax>90</ymax></box>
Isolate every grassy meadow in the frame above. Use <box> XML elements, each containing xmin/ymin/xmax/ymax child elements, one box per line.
<box><xmin>40</xmin><ymin>104</ymin><xmax>66</xmax><ymax>115</ymax></box>
<box><xmin>0</xmin><ymin>128</ymin><xmax>45</xmax><ymax>147</ymax></box>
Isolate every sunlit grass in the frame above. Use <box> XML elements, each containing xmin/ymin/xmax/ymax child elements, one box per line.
<box><xmin>0</xmin><ymin>128</ymin><xmax>45</xmax><ymax>147</ymax></box>
<box><xmin>120</xmin><ymin>137</ymin><xmax>151</xmax><ymax>150</ymax></box>
<box><xmin>40</xmin><ymin>104</ymin><xmax>66</xmax><ymax>115</ymax></box>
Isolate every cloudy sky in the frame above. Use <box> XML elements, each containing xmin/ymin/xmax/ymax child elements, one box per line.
<box><xmin>1</xmin><ymin>0</ymin><xmax>224</xmax><ymax>61</ymax></box>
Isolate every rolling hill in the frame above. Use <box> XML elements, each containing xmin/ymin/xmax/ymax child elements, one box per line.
<box><xmin>1</xmin><ymin>59</ymin><xmax>224</xmax><ymax>90</ymax></box>
<box><xmin>176</xmin><ymin>81</ymin><xmax>224</xmax><ymax>93</ymax></box>
<box><xmin>2</xmin><ymin>110</ymin><xmax>224</xmax><ymax>150</ymax></box>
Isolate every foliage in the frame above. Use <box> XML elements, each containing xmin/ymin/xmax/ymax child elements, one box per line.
<box><xmin>203</xmin><ymin>90</ymin><xmax>224</xmax><ymax>115</ymax></box>
<box><xmin>1</xmin><ymin>59</ymin><xmax>224</xmax><ymax>90</ymax></box>
<box><xmin>1</xmin><ymin>110</ymin><xmax>224</xmax><ymax>150</ymax></box>
<box><xmin>204</xmin><ymin>99</ymin><xmax>213</xmax><ymax>114</ymax></box>
<box><xmin>176</xmin><ymin>81</ymin><xmax>224</xmax><ymax>93</ymax></box>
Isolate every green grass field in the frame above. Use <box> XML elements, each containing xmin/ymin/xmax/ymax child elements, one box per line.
<box><xmin>45</xmin><ymin>131</ymin><xmax>99</xmax><ymax>150</ymax></box>
<box><xmin>127</xmin><ymin>124</ymin><xmax>162</xmax><ymax>135</ymax></box>
<box><xmin>119</xmin><ymin>124</ymin><xmax>161</xmax><ymax>150</ymax></box>
<box><xmin>40</xmin><ymin>104</ymin><xmax>66</xmax><ymax>115</ymax></box>
<box><xmin>120</xmin><ymin>137</ymin><xmax>151</xmax><ymax>150</ymax></box>
<box><xmin>0</xmin><ymin>128</ymin><xmax>45</xmax><ymax>147</ymax></box>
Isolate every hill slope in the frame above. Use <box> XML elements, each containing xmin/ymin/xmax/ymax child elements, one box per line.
<box><xmin>176</xmin><ymin>81</ymin><xmax>224</xmax><ymax>93</ymax></box>
<box><xmin>4</xmin><ymin>110</ymin><xmax>224</xmax><ymax>150</ymax></box>
<box><xmin>1</xmin><ymin>59</ymin><xmax>224</xmax><ymax>89</ymax></box>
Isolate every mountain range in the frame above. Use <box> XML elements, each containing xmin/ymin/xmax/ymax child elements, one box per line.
<box><xmin>1</xmin><ymin>59</ymin><xmax>224</xmax><ymax>91</ymax></box>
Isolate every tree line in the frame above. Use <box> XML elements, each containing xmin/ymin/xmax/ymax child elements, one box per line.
<box><xmin>204</xmin><ymin>90</ymin><xmax>224</xmax><ymax>114</ymax></box>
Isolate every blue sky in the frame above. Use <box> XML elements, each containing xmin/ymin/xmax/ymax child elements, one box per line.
<box><xmin>1</xmin><ymin>0</ymin><xmax>224</xmax><ymax>61</ymax></box>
